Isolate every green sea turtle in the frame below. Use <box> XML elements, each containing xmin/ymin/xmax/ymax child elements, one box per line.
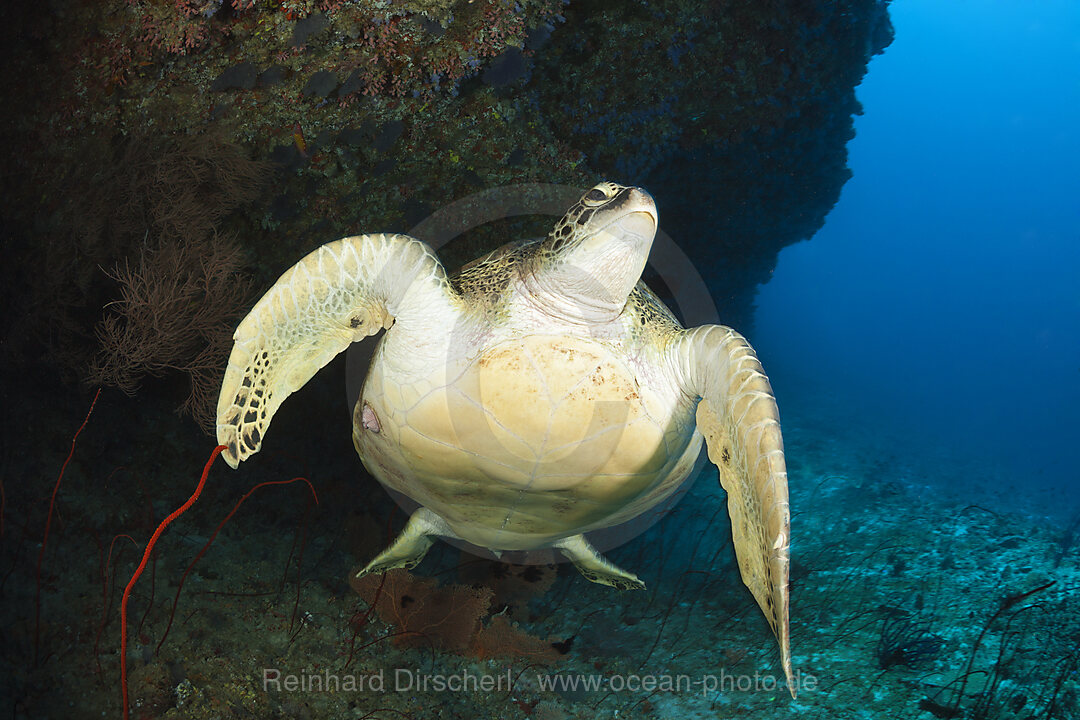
<box><xmin>216</xmin><ymin>182</ymin><xmax>793</xmax><ymax>691</ymax></box>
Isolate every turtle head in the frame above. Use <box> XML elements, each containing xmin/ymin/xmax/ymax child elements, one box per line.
<box><xmin>528</xmin><ymin>182</ymin><xmax>658</xmax><ymax>323</ymax></box>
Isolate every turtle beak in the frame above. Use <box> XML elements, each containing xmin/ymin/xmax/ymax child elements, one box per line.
<box><xmin>613</xmin><ymin>188</ymin><xmax>657</xmax><ymax>242</ymax></box>
<box><xmin>600</xmin><ymin>187</ymin><xmax>656</xmax><ymax>246</ymax></box>
<box><xmin>616</xmin><ymin>210</ymin><xmax>657</xmax><ymax>243</ymax></box>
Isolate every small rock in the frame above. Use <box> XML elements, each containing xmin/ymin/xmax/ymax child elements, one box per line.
<box><xmin>293</xmin><ymin>12</ymin><xmax>329</xmax><ymax>47</ymax></box>
<box><xmin>211</xmin><ymin>61</ymin><xmax>257</xmax><ymax>91</ymax></box>
<box><xmin>506</xmin><ymin>147</ymin><xmax>526</xmax><ymax>166</ymax></box>
<box><xmin>418</xmin><ymin>16</ymin><xmax>445</xmax><ymax>37</ymax></box>
<box><xmin>373</xmin><ymin>120</ymin><xmax>404</xmax><ymax>154</ymax></box>
<box><xmin>337</xmin><ymin>124</ymin><xmax>374</xmax><ymax>146</ymax></box>
<box><xmin>482</xmin><ymin>48</ymin><xmax>526</xmax><ymax>88</ymax></box>
<box><xmin>339</xmin><ymin>68</ymin><xmax>365</xmax><ymax>97</ymax></box>
<box><xmin>302</xmin><ymin>70</ymin><xmax>338</xmax><ymax>98</ymax></box>
<box><xmin>258</xmin><ymin>65</ymin><xmax>287</xmax><ymax>87</ymax></box>
<box><xmin>371</xmin><ymin>157</ymin><xmax>395</xmax><ymax>177</ymax></box>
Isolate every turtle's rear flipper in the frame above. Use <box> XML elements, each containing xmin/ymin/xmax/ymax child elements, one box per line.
<box><xmin>554</xmin><ymin>534</ymin><xmax>645</xmax><ymax>590</ymax></box>
<box><xmin>356</xmin><ymin>508</ymin><xmax>453</xmax><ymax>577</ymax></box>
<box><xmin>674</xmin><ymin>325</ymin><xmax>794</xmax><ymax>697</ymax></box>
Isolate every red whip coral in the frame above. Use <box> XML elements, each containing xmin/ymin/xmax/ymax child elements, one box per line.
<box><xmin>120</xmin><ymin>445</ymin><xmax>227</xmax><ymax>720</ymax></box>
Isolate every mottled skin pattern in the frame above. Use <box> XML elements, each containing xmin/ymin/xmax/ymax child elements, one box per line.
<box><xmin>454</xmin><ymin>236</ymin><xmax>682</xmax><ymax>334</ymax></box>
<box><xmin>216</xmin><ymin>182</ymin><xmax>795</xmax><ymax>695</ymax></box>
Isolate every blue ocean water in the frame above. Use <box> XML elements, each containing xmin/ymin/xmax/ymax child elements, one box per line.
<box><xmin>754</xmin><ymin>0</ymin><xmax>1080</xmax><ymax>520</ymax></box>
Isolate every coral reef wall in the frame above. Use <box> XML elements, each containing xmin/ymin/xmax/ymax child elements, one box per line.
<box><xmin>531</xmin><ymin>0</ymin><xmax>894</xmax><ymax>328</ymax></box>
<box><xmin>0</xmin><ymin>2</ymin><xmax>896</xmax><ymax>718</ymax></box>
<box><xmin>0</xmin><ymin>0</ymin><xmax>890</xmax><ymax>414</ymax></box>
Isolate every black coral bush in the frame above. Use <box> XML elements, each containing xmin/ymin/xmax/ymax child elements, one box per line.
<box><xmin>88</xmin><ymin>232</ymin><xmax>250</xmax><ymax>427</ymax></box>
<box><xmin>8</xmin><ymin>131</ymin><xmax>270</xmax><ymax>428</ymax></box>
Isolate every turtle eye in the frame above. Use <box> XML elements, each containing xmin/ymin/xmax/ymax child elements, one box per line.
<box><xmin>584</xmin><ymin>187</ymin><xmax>608</xmax><ymax>204</ymax></box>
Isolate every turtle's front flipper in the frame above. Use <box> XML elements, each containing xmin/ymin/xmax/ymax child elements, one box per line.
<box><xmin>554</xmin><ymin>535</ymin><xmax>645</xmax><ymax>590</ymax></box>
<box><xmin>356</xmin><ymin>508</ymin><xmax>453</xmax><ymax>577</ymax></box>
<box><xmin>673</xmin><ymin>325</ymin><xmax>793</xmax><ymax>697</ymax></box>
<box><xmin>216</xmin><ymin>234</ymin><xmax>451</xmax><ymax>468</ymax></box>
